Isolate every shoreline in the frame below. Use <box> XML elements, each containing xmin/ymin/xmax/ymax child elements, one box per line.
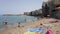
<box><xmin>0</xmin><ymin>18</ymin><xmax>60</xmax><ymax>34</ymax></box>
<box><xmin>0</xmin><ymin>17</ymin><xmax>37</xmax><ymax>31</ymax></box>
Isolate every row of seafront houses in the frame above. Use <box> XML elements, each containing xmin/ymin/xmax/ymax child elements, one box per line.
<box><xmin>24</xmin><ymin>0</ymin><xmax>60</xmax><ymax>19</ymax></box>
<box><xmin>24</xmin><ymin>9</ymin><xmax>42</xmax><ymax>16</ymax></box>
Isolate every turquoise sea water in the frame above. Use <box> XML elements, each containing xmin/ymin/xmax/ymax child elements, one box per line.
<box><xmin>0</xmin><ymin>16</ymin><xmax>36</xmax><ymax>31</ymax></box>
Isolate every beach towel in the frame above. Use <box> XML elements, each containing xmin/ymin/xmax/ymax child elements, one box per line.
<box><xmin>27</xmin><ymin>28</ymin><xmax>44</xmax><ymax>34</ymax></box>
<box><xmin>27</xmin><ymin>28</ymin><xmax>44</xmax><ymax>32</ymax></box>
<box><xmin>46</xmin><ymin>30</ymin><xmax>52</xmax><ymax>34</ymax></box>
<box><xmin>34</xmin><ymin>32</ymin><xmax>40</xmax><ymax>34</ymax></box>
<box><xmin>24</xmin><ymin>31</ymin><xmax>40</xmax><ymax>34</ymax></box>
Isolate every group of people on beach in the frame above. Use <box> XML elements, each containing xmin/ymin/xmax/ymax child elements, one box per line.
<box><xmin>40</xmin><ymin>23</ymin><xmax>52</xmax><ymax>34</ymax></box>
<box><xmin>3</xmin><ymin>18</ymin><xmax>59</xmax><ymax>34</ymax></box>
<box><xmin>39</xmin><ymin>20</ymin><xmax>59</xmax><ymax>34</ymax></box>
<box><xmin>3</xmin><ymin>18</ymin><xmax>27</xmax><ymax>27</ymax></box>
<box><xmin>4</xmin><ymin>21</ymin><xmax>21</xmax><ymax>27</ymax></box>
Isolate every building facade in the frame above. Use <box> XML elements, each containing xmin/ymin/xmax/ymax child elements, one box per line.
<box><xmin>42</xmin><ymin>0</ymin><xmax>60</xmax><ymax>19</ymax></box>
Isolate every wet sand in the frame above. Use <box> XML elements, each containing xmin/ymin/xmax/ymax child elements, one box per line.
<box><xmin>0</xmin><ymin>18</ymin><xmax>60</xmax><ymax>34</ymax></box>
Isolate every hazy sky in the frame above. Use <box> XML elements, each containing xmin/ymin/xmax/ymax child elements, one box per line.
<box><xmin>0</xmin><ymin>0</ymin><xmax>48</xmax><ymax>14</ymax></box>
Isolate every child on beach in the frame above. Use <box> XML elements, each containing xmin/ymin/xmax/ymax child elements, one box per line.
<box><xmin>46</xmin><ymin>30</ymin><xmax>52</xmax><ymax>34</ymax></box>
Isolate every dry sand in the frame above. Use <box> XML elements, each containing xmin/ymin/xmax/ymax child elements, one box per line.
<box><xmin>0</xmin><ymin>18</ymin><xmax>60</xmax><ymax>34</ymax></box>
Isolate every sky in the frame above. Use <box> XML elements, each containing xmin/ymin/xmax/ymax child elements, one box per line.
<box><xmin>0</xmin><ymin>0</ymin><xmax>48</xmax><ymax>14</ymax></box>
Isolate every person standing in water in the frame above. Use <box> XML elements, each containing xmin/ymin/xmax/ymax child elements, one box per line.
<box><xmin>3</xmin><ymin>19</ymin><xmax>8</xmax><ymax>29</ymax></box>
<box><xmin>4</xmin><ymin>19</ymin><xmax>8</xmax><ymax>25</ymax></box>
<box><xmin>4</xmin><ymin>21</ymin><xmax>7</xmax><ymax>25</ymax></box>
<box><xmin>18</xmin><ymin>22</ymin><xmax>20</xmax><ymax>27</ymax></box>
<box><xmin>25</xmin><ymin>18</ymin><xmax>26</xmax><ymax>22</ymax></box>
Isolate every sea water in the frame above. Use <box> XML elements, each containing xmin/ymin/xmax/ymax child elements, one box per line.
<box><xmin>0</xmin><ymin>15</ymin><xmax>36</xmax><ymax>31</ymax></box>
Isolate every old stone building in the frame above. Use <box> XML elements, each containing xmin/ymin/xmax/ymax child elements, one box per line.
<box><xmin>24</xmin><ymin>12</ymin><xmax>30</xmax><ymax>15</ymax></box>
<box><xmin>29</xmin><ymin>9</ymin><xmax>42</xmax><ymax>16</ymax></box>
<box><xmin>42</xmin><ymin>0</ymin><xmax>60</xmax><ymax>19</ymax></box>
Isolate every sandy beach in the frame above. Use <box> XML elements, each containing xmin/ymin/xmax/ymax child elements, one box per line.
<box><xmin>0</xmin><ymin>18</ymin><xmax>60</xmax><ymax>34</ymax></box>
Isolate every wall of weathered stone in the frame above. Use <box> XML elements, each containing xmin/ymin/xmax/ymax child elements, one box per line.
<box><xmin>42</xmin><ymin>0</ymin><xmax>60</xmax><ymax>19</ymax></box>
<box><xmin>55</xmin><ymin>11</ymin><xmax>60</xmax><ymax>19</ymax></box>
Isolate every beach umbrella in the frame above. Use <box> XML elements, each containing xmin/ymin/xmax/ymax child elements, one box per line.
<box><xmin>46</xmin><ymin>29</ymin><xmax>52</xmax><ymax>34</ymax></box>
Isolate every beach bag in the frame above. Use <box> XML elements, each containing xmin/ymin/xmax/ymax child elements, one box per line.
<box><xmin>46</xmin><ymin>30</ymin><xmax>52</xmax><ymax>34</ymax></box>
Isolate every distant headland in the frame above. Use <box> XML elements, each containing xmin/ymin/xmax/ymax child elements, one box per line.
<box><xmin>2</xmin><ymin>14</ymin><xmax>25</xmax><ymax>16</ymax></box>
